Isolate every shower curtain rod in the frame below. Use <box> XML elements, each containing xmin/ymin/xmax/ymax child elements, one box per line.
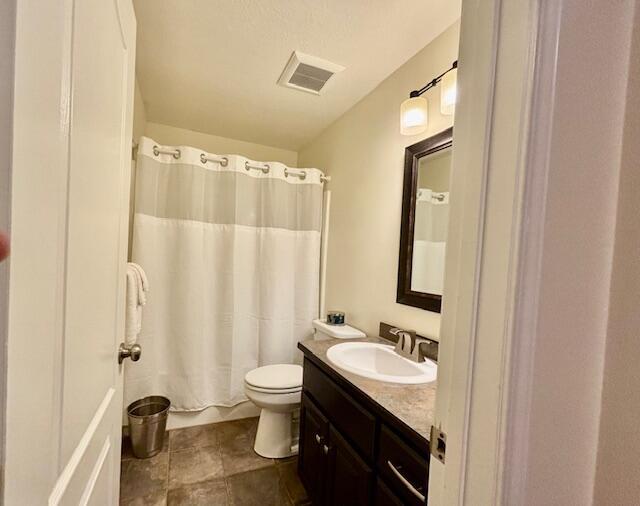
<box><xmin>146</xmin><ymin>142</ymin><xmax>331</xmax><ymax>182</ymax></box>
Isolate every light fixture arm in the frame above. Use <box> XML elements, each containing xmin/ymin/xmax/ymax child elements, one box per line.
<box><xmin>410</xmin><ymin>60</ymin><xmax>458</xmax><ymax>98</ymax></box>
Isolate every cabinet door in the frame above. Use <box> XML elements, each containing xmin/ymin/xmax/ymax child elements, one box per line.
<box><xmin>299</xmin><ymin>393</ymin><xmax>330</xmax><ymax>505</ymax></box>
<box><xmin>327</xmin><ymin>426</ymin><xmax>373</xmax><ymax>506</ymax></box>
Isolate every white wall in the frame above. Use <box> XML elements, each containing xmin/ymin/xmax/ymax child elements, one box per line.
<box><xmin>418</xmin><ymin>151</ymin><xmax>451</xmax><ymax>192</ymax></box>
<box><xmin>298</xmin><ymin>22</ymin><xmax>460</xmax><ymax>339</ymax></box>
<box><xmin>145</xmin><ymin>122</ymin><xmax>298</xmax><ymax>167</ymax></box>
<box><xmin>594</xmin><ymin>3</ymin><xmax>640</xmax><ymax>503</ymax></box>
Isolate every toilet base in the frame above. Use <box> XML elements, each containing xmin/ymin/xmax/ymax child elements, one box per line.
<box><xmin>253</xmin><ymin>409</ymin><xmax>297</xmax><ymax>459</ymax></box>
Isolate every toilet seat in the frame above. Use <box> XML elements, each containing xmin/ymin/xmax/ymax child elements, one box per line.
<box><xmin>245</xmin><ymin>383</ymin><xmax>302</xmax><ymax>394</ymax></box>
<box><xmin>244</xmin><ymin>364</ymin><xmax>302</xmax><ymax>393</ymax></box>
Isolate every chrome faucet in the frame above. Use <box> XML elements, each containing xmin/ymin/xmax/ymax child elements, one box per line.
<box><xmin>389</xmin><ymin>327</ymin><xmax>429</xmax><ymax>363</ymax></box>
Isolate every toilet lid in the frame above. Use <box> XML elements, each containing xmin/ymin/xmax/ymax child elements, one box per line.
<box><xmin>245</xmin><ymin>364</ymin><xmax>303</xmax><ymax>391</ymax></box>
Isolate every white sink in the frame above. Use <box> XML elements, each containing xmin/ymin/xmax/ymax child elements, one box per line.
<box><xmin>326</xmin><ymin>342</ymin><xmax>437</xmax><ymax>385</ymax></box>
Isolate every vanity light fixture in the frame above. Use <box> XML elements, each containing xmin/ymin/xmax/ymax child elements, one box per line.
<box><xmin>400</xmin><ymin>60</ymin><xmax>458</xmax><ymax>135</ymax></box>
<box><xmin>440</xmin><ymin>63</ymin><xmax>458</xmax><ymax>115</ymax></box>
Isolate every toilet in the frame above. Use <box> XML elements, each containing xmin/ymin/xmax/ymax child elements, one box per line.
<box><xmin>311</xmin><ymin>318</ymin><xmax>366</xmax><ymax>340</ymax></box>
<box><xmin>244</xmin><ymin>320</ymin><xmax>365</xmax><ymax>458</ymax></box>
<box><xmin>244</xmin><ymin>364</ymin><xmax>303</xmax><ymax>458</ymax></box>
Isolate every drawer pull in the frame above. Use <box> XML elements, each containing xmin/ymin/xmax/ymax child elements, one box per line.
<box><xmin>387</xmin><ymin>460</ymin><xmax>425</xmax><ymax>502</ymax></box>
<box><xmin>315</xmin><ymin>433</ymin><xmax>330</xmax><ymax>455</ymax></box>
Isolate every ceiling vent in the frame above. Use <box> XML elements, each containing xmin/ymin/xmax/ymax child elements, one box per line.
<box><xmin>278</xmin><ymin>51</ymin><xmax>345</xmax><ymax>95</ymax></box>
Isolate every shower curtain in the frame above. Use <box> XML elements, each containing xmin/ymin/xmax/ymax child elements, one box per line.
<box><xmin>124</xmin><ymin>137</ymin><xmax>323</xmax><ymax>411</ymax></box>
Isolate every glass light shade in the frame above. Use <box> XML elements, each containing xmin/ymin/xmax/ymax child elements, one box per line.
<box><xmin>440</xmin><ymin>68</ymin><xmax>458</xmax><ymax>115</ymax></box>
<box><xmin>400</xmin><ymin>96</ymin><xmax>428</xmax><ymax>135</ymax></box>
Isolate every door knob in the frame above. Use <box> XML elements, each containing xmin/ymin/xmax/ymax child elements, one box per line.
<box><xmin>118</xmin><ymin>342</ymin><xmax>142</xmax><ymax>364</ymax></box>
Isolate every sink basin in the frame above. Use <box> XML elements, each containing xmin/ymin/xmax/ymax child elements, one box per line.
<box><xmin>326</xmin><ymin>342</ymin><xmax>437</xmax><ymax>384</ymax></box>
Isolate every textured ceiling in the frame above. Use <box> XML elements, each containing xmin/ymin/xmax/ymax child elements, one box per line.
<box><xmin>133</xmin><ymin>0</ymin><xmax>461</xmax><ymax>150</ymax></box>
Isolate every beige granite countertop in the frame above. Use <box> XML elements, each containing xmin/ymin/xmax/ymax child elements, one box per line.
<box><xmin>299</xmin><ymin>336</ymin><xmax>437</xmax><ymax>442</ymax></box>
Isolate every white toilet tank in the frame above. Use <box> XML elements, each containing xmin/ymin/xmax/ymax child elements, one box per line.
<box><xmin>312</xmin><ymin>319</ymin><xmax>366</xmax><ymax>340</ymax></box>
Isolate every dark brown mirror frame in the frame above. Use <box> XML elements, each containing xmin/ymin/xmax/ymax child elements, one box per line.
<box><xmin>396</xmin><ymin>126</ymin><xmax>453</xmax><ymax>313</ymax></box>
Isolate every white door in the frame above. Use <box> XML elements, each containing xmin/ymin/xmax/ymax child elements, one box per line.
<box><xmin>6</xmin><ymin>0</ymin><xmax>136</xmax><ymax>504</ymax></box>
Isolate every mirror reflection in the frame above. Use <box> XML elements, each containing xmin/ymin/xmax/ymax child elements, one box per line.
<box><xmin>411</xmin><ymin>148</ymin><xmax>451</xmax><ymax>295</ymax></box>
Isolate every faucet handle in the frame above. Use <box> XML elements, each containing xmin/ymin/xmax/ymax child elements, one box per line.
<box><xmin>389</xmin><ymin>327</ymin><xmax>416</xmax><ymax>338</ymax></box>
<box><xmin>412</xmin><ymin>336</ymin><xmax>433</xmax><ymax>362</ymax></box>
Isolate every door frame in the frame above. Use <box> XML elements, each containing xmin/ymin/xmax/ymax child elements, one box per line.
<box><xmin>0</xmin><ymin>0</ymin><xmax>16</xmax><ymax>498</ymax></box>
<box><xmin>429</xmin><ymin>0</ymin><xmax>637</xmax><ymax>504</ymax></box>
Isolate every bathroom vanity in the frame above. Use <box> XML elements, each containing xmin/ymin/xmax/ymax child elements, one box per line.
<box><xmin>297</xmin><ymin>336</ymin><xmax>437</xmax><ymax>506</ymax></box>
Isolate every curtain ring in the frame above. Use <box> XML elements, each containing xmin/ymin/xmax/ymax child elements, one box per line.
<box><xmin>202</xmin><ymin>155</ymin><xmax>229</xmax><ymax>167</ymax></box>
<box><xmin>172</xmin><ymin>149</ymin><xmax>181</xmax><ymax>160</ymax></box>
<box><xmin>284</xmin><ymin>168</ymin><xmax>306</xmax><ymax>180</ymax></box>
<box><xmin>245</xmin><ymin>161</ymin><xmax>269</xmax><ymax>173</ymax></box>
<box><xmin>153</xmin><ymin>145</ymin><xmax>160</xmax><ymax>156</ymax></box>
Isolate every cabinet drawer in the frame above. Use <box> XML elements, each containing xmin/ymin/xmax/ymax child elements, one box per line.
<box><xmin>303</xmin><ymin>358</ymin><xmax>376</xmax><ymax>460</ymax></box>
<box><xmin>377</xmin><ymin>425</ymin><xmax>428</xmax><ymax>506</ymax></box>
<box><xmin>374</xmin><ymin>479</ymin><xmax>404</xmax><ymax>506</ymax></box>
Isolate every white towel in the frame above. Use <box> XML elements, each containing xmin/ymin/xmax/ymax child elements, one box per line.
<box><xmin>129</xmin><ymin>262</ymin><xmax>149</xmax><ymax>306</ymax></box>
<box><xmin>125</xmin><ymin>263</ymin><xmax>149</xmax><ymax>346</ymax></box>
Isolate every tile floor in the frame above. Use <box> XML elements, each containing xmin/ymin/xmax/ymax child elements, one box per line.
<box><xmin>120</xmin><ymin>417</ymin><xmax>310</xmax><ymax>505</ymax></box>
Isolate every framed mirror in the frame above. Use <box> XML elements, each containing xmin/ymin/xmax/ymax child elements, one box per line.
<box><xmin>397</xmin><ymin>127</ymin><xmax>453</xmax><ymax>312</ymax></box>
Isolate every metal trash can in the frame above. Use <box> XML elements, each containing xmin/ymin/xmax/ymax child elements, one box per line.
<box><xmin>127</xmin><ymin>396</ymin><xmax>170</xmax><ymax>459</ymax></box>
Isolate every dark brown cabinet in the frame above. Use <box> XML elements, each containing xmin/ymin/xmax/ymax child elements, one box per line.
<box><xmin>299</xmin><ymin>393</ymin><xmax>373</xmax><ymax>506</ymax></box>
<box><xmin>327</xmin><ymin>426</ymin><xmax>373</xmax><ymax>506</ymax></box>
<box><xmin>299</xmin><ymin>393</ymin><xmax>330</xmax><ymax>505</ymax></box>
<box><xmin>298</xmin><ymin>357</ymin><xmax>430</xmax><ymax>506</ymax></box>
<box><xmin>374</xmin><ymin>480</ymin><xmax>404</xmax><ymax>506</ymax></box>
<box><xmin>377</xmin><ymin>426</ymin><xmax>428</xmax><ymax>505</ymax></box>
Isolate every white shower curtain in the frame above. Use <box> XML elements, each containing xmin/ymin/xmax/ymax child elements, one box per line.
<box><xmin>125</xmin><ymin>137</ymin><xmax>323</xmax><ymax>411</ymax></box>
